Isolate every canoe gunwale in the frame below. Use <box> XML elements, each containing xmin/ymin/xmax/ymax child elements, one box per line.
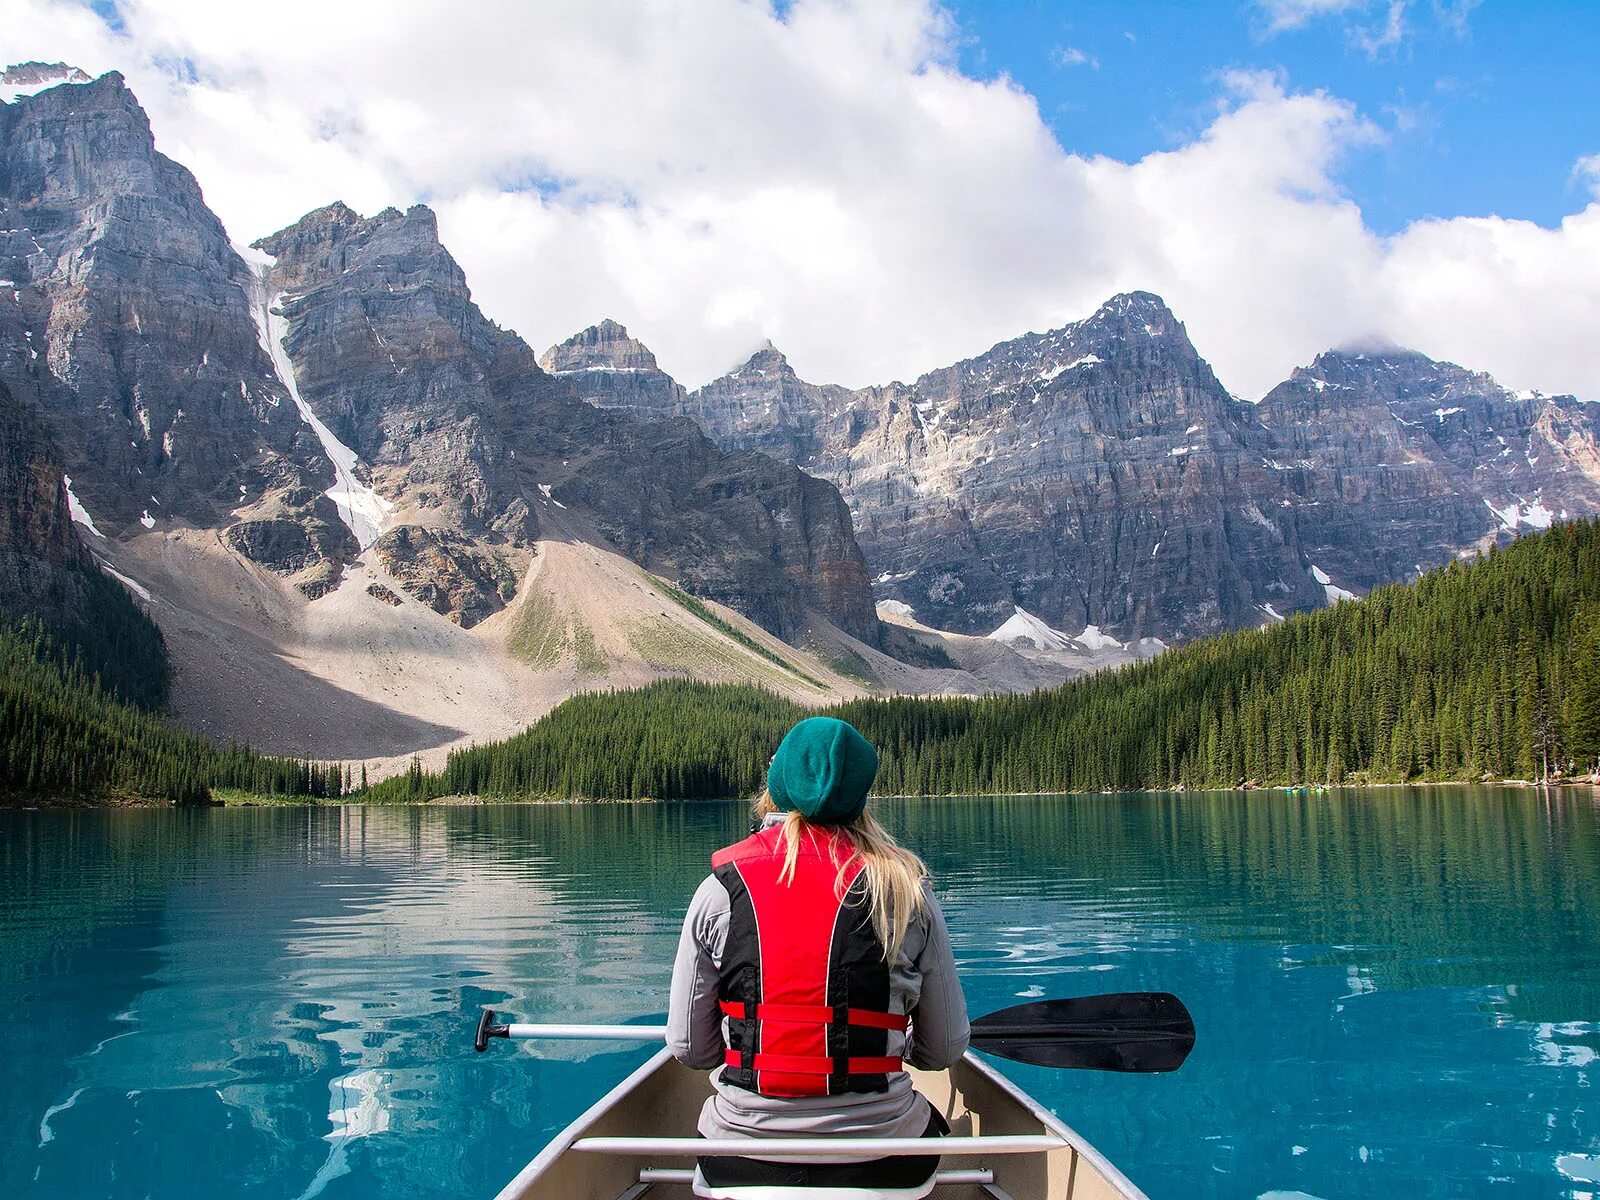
<box><xmin>957</xmin><ymin>1051</ymin><xmax>1153</xmax><ymax>1200</ymax></box>
<box><xmin>490</xmin><ymin>1045</ymin><xmax>680</xmax><ymax>1200</ymax></box>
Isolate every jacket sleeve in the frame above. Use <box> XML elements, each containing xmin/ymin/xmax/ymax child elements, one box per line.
<box><xmin>906</xmin><ymin>890</ymin><xmax>970</xmax><ymax>1069</ymax></box>
<box><xmin>667</xmin><ymin>873</ymin><xmax>730</xmax><ymax>1070</ymax></box>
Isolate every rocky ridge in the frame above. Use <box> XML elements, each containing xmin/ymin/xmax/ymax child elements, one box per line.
<box><xmin>252</xmin><ymin>201</ymin><xmax>881</xmax><ymax>642</ymax></box>
<box><xmin>0</xmin><ymin>69</ymin><xmax>355</xmax><ymax>597</ymax></box>
<box><xmin>0</xmin><ymin>71</ymin><xmax>881</xmax><ymax>651</ymax></box>
<box><xmin>1256</xmin><ymin>347</ymin><xmax>1600</xmax><ymax>595</ymax></box>
<box><xmin>553</xmin><ymin>297</ymin><xmax>1600</xmax><ymax>644</ymax></box>
<box><xmin>539</xmin><ymin>318</ymin><xmax>688</xmax><ymax>418</ymax></box>
<box><xmin>558</xmin><ymin>294</ymin><xmax>1325</xmax><ymax>639</ymax></box>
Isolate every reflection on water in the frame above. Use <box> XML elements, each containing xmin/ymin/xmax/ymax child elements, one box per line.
<box><xmin>1</xmin><ymin>790</ymin><xmax>1596</xmax><ymax>1200</ymax></box>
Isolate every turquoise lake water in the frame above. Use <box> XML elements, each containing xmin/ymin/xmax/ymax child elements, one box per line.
<box><xmin>2</xmin><ymin>790</ymin><xmax>1598</xmax><ymax>1199</ymax></box>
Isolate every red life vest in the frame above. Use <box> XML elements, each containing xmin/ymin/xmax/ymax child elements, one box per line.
<box><xmin>710</xmin><ymin>823</ymin><xmax>909</xmax><ymax>1098</ymax></box>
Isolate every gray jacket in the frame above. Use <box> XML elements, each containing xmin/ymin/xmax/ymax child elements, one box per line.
<box><xmin>666</xmin><ymin>827</ymin><xmax>970</xmax><ymax>1140</ymax></box>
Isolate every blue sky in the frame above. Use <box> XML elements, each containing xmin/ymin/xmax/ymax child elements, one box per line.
<box><xmin>946</xmin><ymin>0</ymin><xmax>1599</xmax><ymax>234</ymax></box>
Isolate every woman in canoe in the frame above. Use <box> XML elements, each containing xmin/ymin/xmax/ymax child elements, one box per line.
<box><xmin>667</xmin><ymin>716</ymin><xmax>970</xmax><ymax>1192</ymax></box>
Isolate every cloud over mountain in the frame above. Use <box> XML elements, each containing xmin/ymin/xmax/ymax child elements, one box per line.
<box><xmin>6</xmin><ymin>0</ymin><xmax>1596</xmax><ymax>399</ymax></box>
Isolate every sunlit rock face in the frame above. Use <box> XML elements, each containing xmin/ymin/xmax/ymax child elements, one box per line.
<box><xmin>257</xmin><ymin>204</ymin><xmax>880</xmax><ymax>642</ymax></box>
<box><xmin>540</xmin><ymin>319</ymin><xmax>687</xmax><ymax>419</ymax></box>
<box><xmin>1256</xmin><ymin>348</ymin><xmax>1600</xmax><ymax>595</ymax></box>
<box><xmin>570</xmin><ymin>295</ymin><xmax>1600</xmax><ymax>645</ymax></box>
<box><xmin>573</xmin><ymin>294</ymin><xmax>1323</xmax><ymax>640</ymax></box>
<box><xmin>0</xmin><ymin>70</ymin><xmax>353</xmax><ymax>594</ymax></box>
<box><xmin>0</xmin><ymin>73</ymin><xmax>880</xmax><ymax>645</ymax></box>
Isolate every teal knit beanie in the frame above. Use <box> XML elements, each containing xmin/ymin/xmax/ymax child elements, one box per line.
<box><xmin>766</xmin><ymin>717</ymin><xmax>878</xmax><ymax>825</ymax></box>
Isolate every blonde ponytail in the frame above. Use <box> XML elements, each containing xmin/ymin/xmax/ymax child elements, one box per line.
<box><xmin>752</xmin><ymin>793</ymin><xmax>931</xmax><ymax>962</ymax></box>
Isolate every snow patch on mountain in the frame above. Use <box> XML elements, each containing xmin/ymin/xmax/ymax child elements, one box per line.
<box><xmin>242</xmin><ymin>253</ymin><xmax>392</xmax><ymax>550</ymax></box>
<box><xmin>988</xmin><ymin>606</ymin><xmax>1074</xmax><ymax>652</ymax></box>
<box><xmin>1310</xmin><ymin>564</ymin><xmax>1357</xmax><ymax>603</ymax></box>
<box><xmin>1037</xmin><ymin>354</ymin><xmax>1103</xmax><ymax>384</ymax></box>
<box><xmin>62</xmin><ymin>476</ymin><xmax>104</xmax><ymax>537</ymax></box>
<box><xmin>1076</xmin><ymin>623</ymin><xmax>1124</xmax><ymax>651</ymax></box>
<box><xmin>1485</xmin><ymin>497</ymin><xmax>1555</xmax><ymax>531</ymax></box>
<box><xmin>97</xmin><ymin>560</ymin><xmax>152</xmax><ymax>601</ymax></box>
<box><xmin>546</xmin><ymin>364</ymin><xmax>652</xmax><ymax>375</ymax></box>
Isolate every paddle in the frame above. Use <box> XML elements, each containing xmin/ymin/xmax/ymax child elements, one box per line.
<box><xmin>967</xmin><ymin>991</ymin><xmax>1194</xmax><ymax>1073</ymax></box>
<box><xmin>475</xmin><ymin>991</ymin><xmax>1194</xmax><ymax>1074</ymax></box>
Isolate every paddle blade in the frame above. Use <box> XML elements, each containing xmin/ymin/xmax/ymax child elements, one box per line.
<box><xmin>969</xmin><ymin>991</ymin><xmax>1195</xmax><ymax>1073</ymax></box>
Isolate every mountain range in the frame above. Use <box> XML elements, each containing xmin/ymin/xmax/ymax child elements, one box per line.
<box><xmin>2</xmin><ymin>65</ymin><xmax>1597</xmax><ymax>768</ymax></box>
<box><xmin>545</xmin><ymin>300</ymin><xmax>1600</xmax><ymax>645</ymax></box>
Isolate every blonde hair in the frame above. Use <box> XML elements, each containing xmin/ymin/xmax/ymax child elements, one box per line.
<box><xmin>753</xmin><ymin>793</ymin><xmax>930</xmax><ymax>962</ymax></box>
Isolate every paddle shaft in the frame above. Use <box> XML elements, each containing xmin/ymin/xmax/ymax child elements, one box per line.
<box><xmin>488</xmin><ymin>1022</ymin><xmax>1183</xmax><ymax>1043</ymax></box>
<box><xmin>499</xmin><ymin>1023</ymin><xmax>667</xmax><ymax>1041</ymax></box>
<box><xmin>476</xmin><ymin>988</ymin><xmax>1196</xmax><ymax>1073</ymax></box>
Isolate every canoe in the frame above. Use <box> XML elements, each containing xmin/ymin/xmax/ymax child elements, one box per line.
<box><xmin>492</xmin><ymin>1044</ymin><xmax>1150</xmax><ymax>1200</ymax></box>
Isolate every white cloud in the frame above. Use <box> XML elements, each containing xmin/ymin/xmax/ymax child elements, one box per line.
<box><xmin>1432</xmin><ymin>0</ymin><xmax>1484</xmax><ymax>35</ymax></box>
<box><xmin>1253</xmin><ymin>0</ymin><xmax>1370</xmax><ymax>34</ymax></box>
<box><xmin>1574</xmin><ymin>154</ymin><xmax>1600</xmax><ymax>201</ymax></box>
<box><xmin>1052</xmin><ymin>46</ymin><xmax>1098</xmax><ymax>69</ymax></box>
<box><xmin>1256</xmin><ymin>0</ymin><xmax>1479</xmax><ymax>55</ymax></box>
<box><xmin>2</xmin><ymin>0</ymin><xmax>1596</xmax><ymax>401</ymax></box>
<box><xmin>1352</xmin><ymin>0</ymin><xmax>1409</xmax><ymax>58</ymax></box>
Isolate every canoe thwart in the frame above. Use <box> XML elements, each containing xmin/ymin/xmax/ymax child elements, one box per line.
<box><xmin>573</xmin><ymin>1134</ymin><xmax>1068</xmax><ymax>1158</ymax></box>
<box><xmin>637</xmin><ymin>1167</ymin><xmax>999</xmax><ymax>1184</ymax></box>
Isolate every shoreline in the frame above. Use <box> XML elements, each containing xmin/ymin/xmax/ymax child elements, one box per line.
<box><xmin>4</xmin><ymin>777</ymin><xmax>1596</xmax><ymax>811</ymax></box>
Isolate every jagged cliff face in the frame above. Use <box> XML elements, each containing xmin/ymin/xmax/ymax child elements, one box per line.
<box><xmin>1257</xmin><ymin>349</ymin><xmax>1600</xmax><ymax>592</ymax></box>
<box><xmin>836</xmin><ymin>293</ymin><xmax>1320</xmax><ymax>638</ymax></box>
<box><xmin>252</xmin><ymin>201</ymin><xmax>541</xmax><ymax>621</ymax></box>
<box><xmin>540</xmin><ymin>318</ymin><xmax>688</xmax><ymax>418</ymax></box>
<box><xmin>562</xmin><ymin>296</ymin><xmax>1324</xmax><ymax>639</ymax></box>
<box><xmin>253</xmin><ymin>203</ymin><xmax>880</xmax><ymax>642</ymax></box>
<box><xmin>561</xmin><ymin>297</ymin><xmax>1600</xmax><ymax>644</ymax></box>
<box><xmin>0</xmin><ymin>71</ymin><xmax>353</xmax><ymax>595</ymax></box>
<box><xmin>0</xmin><ymin>72</ymin><xmax>878</xmax><ymax>649</ymax></box>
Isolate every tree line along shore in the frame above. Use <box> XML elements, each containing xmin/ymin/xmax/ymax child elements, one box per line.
<box><xmin>4</xmin><ymin>520</ymin><xmax>1599</xmax><ymax>807</ymax></box>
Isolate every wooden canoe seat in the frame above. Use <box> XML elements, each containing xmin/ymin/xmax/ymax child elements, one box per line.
<box><xmin>671</xmin><ymin>1164</ymin><xmax>1001</xmax><ymax>1199</ymax></box>
<box><xmin>691</xmin><ymin>1173</ymin><xmax>933</xmax><ymax>1199</ymax></box>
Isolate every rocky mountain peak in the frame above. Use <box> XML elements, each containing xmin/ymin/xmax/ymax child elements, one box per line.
<box><xmin>906</xmin><ymin>290</ymin><xmax>1207</xmax><ymax>418</ymax></box>
<box><xmin>256</xmin><ymin>202</ymin><xmax>464</xmax><ymax>297</ymax></box>
<box><xmin>1259</xmin><ymin>341</ymin><xmax>1600</xmax><ymax>598</ymax></box>
<box><xmin>247</xmin><ymin>194</ymin><xmax>881</xmax><ymax>643</ymax></box>
<box><xmin>1100</xmin><ymin>289</ymin><xmax>1175</xmax><ymax>317</ymax></box>
<box><xmin>0</xmin><ymin>70</ymin><xmax>340</xmax><ymax>558</ymax></box>
<box><xmin>1296</xmin><ymin>345</ymin><xmax>1497</xmax><ymax>403</ymax></box>
<box><xmin>2</xmin><ymin>69</ymin><xmax>161</xmax><ymax>192</ymax></box>
<box><xmin>1072</xmin><ymin>289</ymin><xmax>1195</xmax><ymax>356</ymax></box>
<box><xmin>732</xmin><ymin>340</ymin><xmax>791</xmax><ymax>378</ymax></box>
<box><xmin>539</xmin><ymin>318</ymin><xmax>663</xmax><ymax>375</ymax></box>
<box><xmin>1314</xmin><ymin>343</ymin><xmax>1426</xmax><ymax>369</ymax></box>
